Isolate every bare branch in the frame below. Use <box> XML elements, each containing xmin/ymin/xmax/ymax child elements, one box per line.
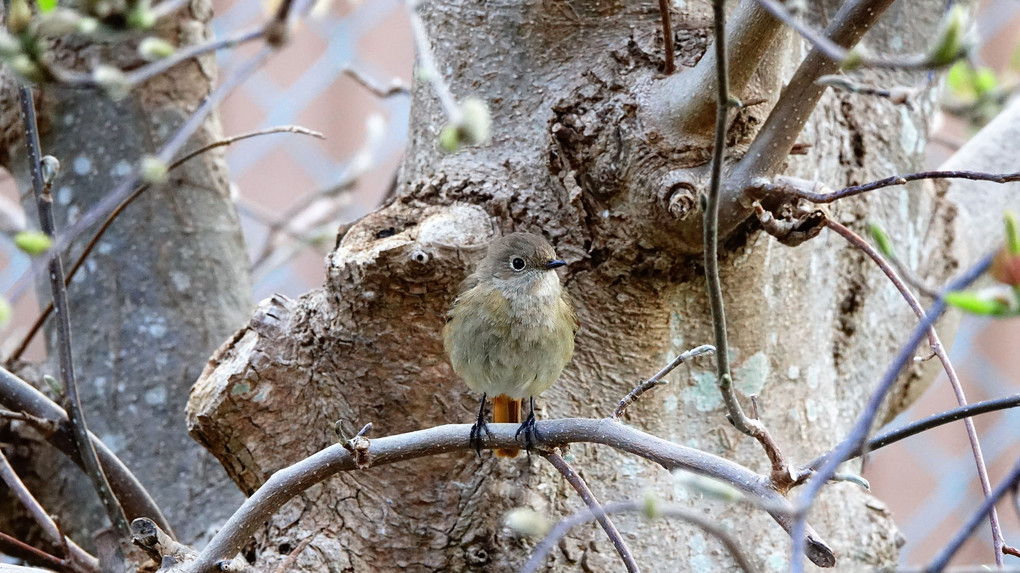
<box><xmin>725</xmin><ymin>0</ymin><xmax>897</xmax><ymax>230</ymax></box>
<box><xmin>521</xmin><ymin>500</ymin><xmax>757</xmax><ymax>573</ymax></box>
<box><xmin>816</xmin><ymin>74</ymin><xmax>918</xmax><ymax>107</ymax></box>
<box><xmin>0</xmin><ymin>450</ymin><xmax>99</xmax><ymax>571</ymax></box>
<box><xmin>761</xmin><ymin>171</ymin><xmax>1020</xmax><ymax>204</ymax></box>
<box><xmin>5</xmin><ymin>124</ymin><xmax>321</xmax><ymax>363</ymax></box>
<box><xmin>702</xmin><ymin>2</ymin><xmax>800</xmax><ymax>493</ymax></box>
<box><xmin>0</xmin><ymin>367</ymin><xmax>172</xmax><ymax>536</ymax></box>
<box><xmin>47</xmin><ymin>26</ymin><xmax>266</xmax><ymax>90</ymax></box>
<box><xmin>0</xmin><ymin>408</ymin><xmax>55</xmax><ymax>430</ymax></box>
<box><xmin>541</xmin><ymin>450</ymin><xmax>638</xmax><ymax>573</ymax></box>
<box><xmin>789</xmin><ymin>250</ymin><xmax>996</xmax><ymax>572</ymax></box>
<box><xmin>823</xmin><ymin>219</ymin><xmax>1004</xmax><ymax>563</ymax></box>
<box><xmin>189</xmin><ymin>419</ymin><xmax>836</xmax><ymax>572</ymax></box>
<box><xmin>343</xmin><ymin>66</ymin><xmax>410</xmax><ymax>98</ymax></box>
<box><xmin>405</xmin><ymin>0</ymin><xmax>460</xmax><ymax>123</ymax></box>
<box><xmin>0</xmin><ymin>448</ymin><xmax>62</xmax><ymax>546</ymax></box>
<box><xmin>0</xmin><ymin>531</ymin><xmax>74</xmax><ymax>573</ymax></box>
<box><xmin>655</xmin><ymin>0</ymin><xmax>788</xmax><ymax>136</ymax></box>
<box><xmin>751</xmin><ymin>0</ymin><xmax>965</xmax><ymax>71</ymax></box>
<box><xmin>18</xmin><ymin>85</ymin><xmax>130</xmax><ymax>539</ymax></box>
<box><xmin>7</xmin><ymin>47</ymin><xmax>274</xmax><ymax>307</ymax></box>
<box><xmin>657</xmin><ymin>0</ymin><xmax>675</xmax><ymax>75</ymax></box>
<box><xmin>925</xmin><ymin>457</ymin><xmax>1020</xmax><ymax>572</ymax></box>
<box><xmin>803</xmin><ymin>394</ymin><xmax>1020</xmax><ymax>468</ymax></box>
<box><xmin>613</xmin><ymin>345</ymin><xmax>715</xmax><ymax>419</ymax></box>
<box><xmin>706</xmin><ymin>0</ymin><xmax>754</xmax><ymax>436</ymax></box>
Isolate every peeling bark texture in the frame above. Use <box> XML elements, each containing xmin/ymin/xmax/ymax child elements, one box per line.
<box><xmin>0</xmin><ymin>0</ymin><xmax>251</xmax><ymax>547</ymax></box>
<box><xmin>190</xmin><ymin>1</ymin><xmax>969</xmax><ymax>571</ymax></box>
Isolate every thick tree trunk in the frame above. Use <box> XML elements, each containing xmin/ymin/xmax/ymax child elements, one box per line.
<box><xmin>189</xmin><ymin>0</ymin><xmax>963</xmax><ymax>570</ymax></box>
<box><xmin>0</xmin><ymin>0</ymin><xmax>251</xmax><ymax>546</ymax></box>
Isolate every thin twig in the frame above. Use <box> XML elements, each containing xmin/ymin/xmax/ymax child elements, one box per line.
<box><xmin>705</xmin><ymin>0</ymin><xmax>753</xmax><ymax>436</ymax></box>
<box><xmin>0</xmin><ymin>366</ymin><xmax>172</xmax><ymax>536</ymax></box>
<box><xmin>51</xmin><ymin>26</ymin><xmax>266</xmax><ymax>89</ymax></box>
<box><xmin>727</xmin><ymin>0</ymin><xmax>897</xmax><ymax>211</ymax></box>
<box><xmin>5</xmin><ymin>125</ymin><xmax>321</xmax><ymax>364</ymax></box>
<box><xmin>343</xmin><ymin>66</ymin><xmax>410</xmax><ymax>98</ymax></box>
<box><xmin>816</xmin><ymin>74</ymin><xmax>918</xmax><ymax>107</ymax></box>
<box><xmin>521</xmin><ymin>500</ymin><xmax>756</xmax><ymax>573</ymax></box>
<box><xmin>925</xmin><ymin>457</ymin><xmax>1020</xmax><ymax>573</ymax></box>
<box><xmin>540</xmin><ymin>451</ymin><xmax>638</xmax><ymax>573</ymax></box>
<box><xmin>128</xmin><ymin>27</ymin><xmax>266</xmax><ymax>87</ymax></box>
<box><xmin>0</xmin><ymin>450</ymin><xmax>99</xmax><ymax>570</ymax></box>
<box><xmin>657</xmin><ymin>0</ymin><xmax>675</xmax><ymax>74</ymax></box>
<box><xmin>0</xmin><ymin>448</ymin><xmax>62</xmax><ymax>545</ymax></box>
<box><xmin>885</xmin><ymin>250</ymin><xmax>940</xmax><ymax>300</ymax></box>
<box><xmin>0</xmin><ymin>530</ymin><xmax>73</xmax><ymax>573</ymax></box>
<box><xmin>9</xmin><ymin>47</ymin><xmax>274</xmax><ymax>308</ymax></box>
<box><xmin>405</xmin><ymin>0</ymin><xmax>460</xmax><ymax>122</ymax></box>
<box><xmin>789</xmin><ymin>250</ymin><xmax>996</xmax><ymax>573</ymax></box>
<box><xmin>149</xmin><ymin>0</ymin><xmax>192</xmax><ymax>20</ymax></box>
<box><xmin>824</xmin><ymin>219</ymin><xmax>1004</xmax><ymax>563</ymax></box>
<box><xmin>18</xmin><ymin>85</ymin><xmax>130</xmax><ymax>540</ymax></box>
<box><xmin>0</xmin><ymin>408</ymin><xmax>54</xmax><ymax>429</ymax></box>
<box><xmin>613</xmin><ymin>345</ymin><xmax>715</xmax><ymax>418</ymax></box>
<box><xmin>705</xmin><ymin>0</ymin><xmax>799</xmax><ymax>495</ymax></box>
<box><xmin>751</xmin><ymin>0</ymin><xmax>962</xmax><ymax>70</ymax></box>
<box><xmin>189</xmin><ymin>418</ymin><xmax>836</xmax><ymax>572</ymax></box>
<box><xmin>802</xmin><ymin>394</ymin><xmax>1020</xmax><ymax>468</ymax></box>
<box><xmin>270</xmin><ymin>535</ymin><xmax>314</xmax><ymax>573</ymax></box>
<box><xmin>764</xmin><ymin>170</ymin><xmax>1020</xmax><ymax>203</ymax></box>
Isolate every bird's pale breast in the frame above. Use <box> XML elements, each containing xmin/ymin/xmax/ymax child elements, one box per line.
<box><xmin>444</xmin><ymin>281</ymin><xmax>575</xmax><ymax>399</ymax></box>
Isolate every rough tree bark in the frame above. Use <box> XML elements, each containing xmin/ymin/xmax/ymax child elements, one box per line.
<box><xmin>188</xmin><ymin>0</ymin><xmax>982</xmax><ymax>570</ymax></box>
<box><xmin>0</xmin><ymin>0</ymin><xmax>251</xmax><ymax>547</ymax></box>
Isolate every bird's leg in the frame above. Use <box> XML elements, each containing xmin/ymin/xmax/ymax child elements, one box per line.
<box><xmin>515</xmin><ymin>397</ymin><xmax>540</xmax><ymax>454</ymax></box>
<box><xmin>469</xmin><ymin>393</ymin><xmax>493</xmax><ymax>456</ymax></box>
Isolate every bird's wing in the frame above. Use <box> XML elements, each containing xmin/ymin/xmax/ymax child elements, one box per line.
<box><xmin>446</xmin><ymin>272</ymin><xmax>481</xmax><ymax>323</ymax></box>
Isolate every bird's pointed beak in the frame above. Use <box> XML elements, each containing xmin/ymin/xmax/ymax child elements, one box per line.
<box><xmin>544</xmin><ymin>260</ymin><xmax>566</xmax><ymax>270</ymax></box>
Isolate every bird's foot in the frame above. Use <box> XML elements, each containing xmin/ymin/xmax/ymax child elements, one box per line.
<box><xmin>515</xmin><ymin>409</ymin><xmax>540</xmax><ymax>456</ymax></box>
<box><xmin>470</xmin><ymin>419</ymin><xmax>495</xmax><ymax>456</ymax></box>
<box><xmin>470</xmin><ymin>393</ymin><xmax>493</xmax><ymax>457</ymax></box>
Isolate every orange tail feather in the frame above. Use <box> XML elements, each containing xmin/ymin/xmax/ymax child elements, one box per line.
<box><xmin>492</xmin><ymin>394</ymin><xmax>521</xmax><ymax>458</ymax></box>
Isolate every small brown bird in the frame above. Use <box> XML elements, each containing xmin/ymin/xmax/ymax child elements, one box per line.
<box><xmin>444</xmin><ymin>233</ymin><xmax>577</xmax><ymax>457</ymax></box>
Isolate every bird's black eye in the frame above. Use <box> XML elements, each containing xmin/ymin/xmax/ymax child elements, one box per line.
<box><xmin>511</xmin><ymin>257</ymin><xmax>526</xmax><ymax>271</ymax></box>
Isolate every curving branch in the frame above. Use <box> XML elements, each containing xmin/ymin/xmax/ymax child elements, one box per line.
<box><xmin>823</xmin><ymin>219</ymin><xmax>1005</xmax><ymax>563</ymax></box>
<box><xmin>522</xmin><ymin>499</ymin><xmax>756</xmax><ymax>573</ymax></box>
<box><xmin>789</xmin><ymin>250</ymin><xmax>996</xmax><ymax>573</ymax></box>
<box><xmin>760</xmin><ymin>170</ymin><xmax>1020</xmax><ymax>204</ymax></box>
<box><xmin>719</xmin><ymin>0</ymin><xmax>897</xmax><ymax>238</ymax></box>
<box><xmin>7</xmin><ymin>43</ymin><xmax>275</xmax><ymax>307</ymax></box>
<box><xmin>0</xmin><ymin>367</ymin><xmax>172</xmax><ymax>536</ymax></box>
<box><xmin>541</xmin><ymin>451</ymin><xmax>638</xmax><ymax>572</ymax></box>
<box><xmin>0</xmin><ymin>450</ymin><xmax>99</xmax><ymax>571</ymax></box>
<box><xmin>804</xmin><ymin>394</ymin><xmax>1020</xmax><ymax>469</ymax></box>
<box><xmin>19</xmin><ymin>85</ymin><xmax>130</xmax><ymax>539</ymax></box>
<box><xmin>5</xmin><ymin>125</ymin><xmax>323</xmax><ymax>364</ymax></box>
<box><xmin>705</xmin><ymin>0</ymin><xmax>754</xmax><ymax>438</ymax></box>
<box><xmin>751</xmin><ymin>0</ymin><xmax>962</xmax><ymax>71</ymax></box>
<box><xmin>925</xmin><ymin>456</ymin><xmax>1020</xmax><ymax>572</ymax></box>
<box><xmin>653</xmin><ymin>0</ymin><xmax>787</xmax><ymax>137</ymax></box>
<box><xmin>188</xmin><ymin>419</ymin><xmax>836</xmax><ymax>572</ymax></box>
<box><xmin>613</xmin><ymin>344</ymin><xmax>715</xmax><ymax>419</ymax></box>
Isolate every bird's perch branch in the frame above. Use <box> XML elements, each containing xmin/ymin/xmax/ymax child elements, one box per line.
<box><xmin>188</xmin><ymin>419</ymin><xmax>836</xmax><ymax>572</ymax></box>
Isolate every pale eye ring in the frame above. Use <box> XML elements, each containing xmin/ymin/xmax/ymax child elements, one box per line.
<box><xmin>510</xmin><ymin>257</ymin><xmax>526</xmax><ymax>271</ymax></box>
